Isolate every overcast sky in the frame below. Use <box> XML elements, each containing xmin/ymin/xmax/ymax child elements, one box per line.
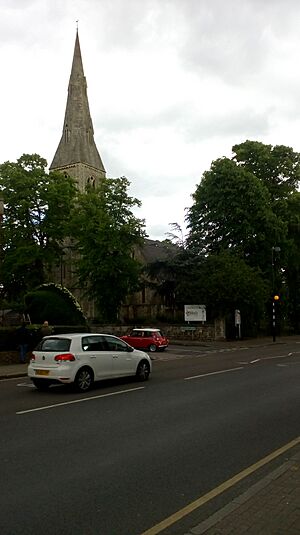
<box><xmin>2</xmin><ymin>0</ymin><xmax>300</xmax><ymax>240</ymax></box>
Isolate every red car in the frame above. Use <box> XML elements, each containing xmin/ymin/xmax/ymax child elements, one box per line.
<box><xmin>121</xmin><ymin>328</ymin><xmax>169</xmax><ymax>352</ymax></box>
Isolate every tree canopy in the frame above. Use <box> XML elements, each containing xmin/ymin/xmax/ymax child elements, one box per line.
<box><xmin>70</xmin><ymin>177</ymin><xmax>146</xmax><ymax>321</ymax></box>
<box><xmin>0</xmin><ymin>154</ymin><xmax>77</xmax><ymax>301</ymax></box>
<box><xmin>0</xmin><ymin>155</ymin><xmax>146</xmax><ymax>323</ymax></box>
<box><xmin>143</xmin><ymin>141</ymin><xmax>300</xmax><ymax>333</ymax></box>
<box><xmin>187</xmin><ymin>156</ymin><xmax>286</xmax><ymax>272</ymax></box>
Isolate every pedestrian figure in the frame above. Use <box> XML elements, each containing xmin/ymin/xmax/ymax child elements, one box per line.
<box><xmin>39</xmin><ymin>320</ymin><xmax>53</xmax><ymax>338</ymax></box>
<box><xmin>16</xmin><ymin>322</ymin><xmax>31</xmax><ymax>364</ymax></box>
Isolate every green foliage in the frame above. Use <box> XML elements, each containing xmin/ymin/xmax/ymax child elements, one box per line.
<box><xmin>187</xmin><ymin>156</ymin><xmax>285</xmax><ymax>270</ymax></box>
<box><xmin>285</xmin><ymin>191</ymin><xmax>300</xmax><ymax>331</ymax></box>
<box><xmin>25</xmin><ymin>283</ymin><xmax>86</xmax><ymax>325</ymax></box>
<box><xmin>0</xmin><ymin>154</ymin><xmax>77</xmax><ymax>301</ymax></box>
<box><xmin>232</xmin><ymin>140</ymin><xmax>300</xmax><ymax>202</ymax></box>
<box><xmin>185</xmin><ymin>140</ymin><xmax>300</xmax><ymax>332</ymax></box>
<box><xmin>70</xmin><ymin>177</ymin><xmax>146</xmax><ymax>321</ymax></box>
<box><xmin>147</xmin><ymin>249</ymin><xmax>267</xmax><ymax>325</ymax></box>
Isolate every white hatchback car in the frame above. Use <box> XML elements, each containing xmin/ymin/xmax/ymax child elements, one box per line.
<box><xmin>28</xmin><ymin>333</ymin><xmax>152</xmax><ymax>392</ymax></box>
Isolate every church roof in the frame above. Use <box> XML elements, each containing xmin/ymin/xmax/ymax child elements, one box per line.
<box><xmin>140</xmin><ymin>239</ymin><xmax>178</xmax><ymax>264</ymax></box>
<box><xmin>49</xmin><ymin>31</ymin><xmax>105</xmax><ymax>173</ymax></box>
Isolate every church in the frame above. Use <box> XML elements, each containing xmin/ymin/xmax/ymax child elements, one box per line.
<box><xmin>50</xmin><ymin>30</ymin><xmax>177</xmax><ymax>323</ymax></box>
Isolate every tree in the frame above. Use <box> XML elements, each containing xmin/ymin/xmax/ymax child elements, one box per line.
<box><xmin>178</xmin><ymin>251</ymin><xmax>268</xmax><ymax>331</ymax></box>
<box><xmin>146</xmin><ymin>247</ymin><xmax>267</xmax><ymax>329</ymax></box>
<box><xmin>70</xmin><ymin>177</ymin><xmax>146</xmax><ymax>321</ymax></box>
<box><xmin>285</xmin><ymin>191</ymin><xmax>300</xmax><ymax>331</ymax></box>
<box><xmin>232</xmin><ymin>140</ymin><xmax>300</xmax><ymax>202</ymax></box>
<box><xmin>186</xmin><ymin>140</ymin><xmax>300</xmax><ymax>332</ymax></box>
<box><xmin>0</xmin><ymin>154</ymin><xmax>77</xmax><ymax>301</ymax></box>
<box><xmin>24</xmin><ymin>283</ymin><xmax>87</xmax><ymax>326</ymax></box>
<box><xmin>186</xmin><ymin>157</ymin><xmax>285</xmax><ymax>273</ymax></box>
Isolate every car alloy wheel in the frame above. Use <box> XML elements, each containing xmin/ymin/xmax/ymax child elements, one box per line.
<box><xmin>75</xmin><ymin>367</ymin><xmax>93</xmax><ymax>392</ymax></box>
<box><xmin>136</xmin><ymin>361</ymin><xmax>150</xmax><ymax>381</ymax></box>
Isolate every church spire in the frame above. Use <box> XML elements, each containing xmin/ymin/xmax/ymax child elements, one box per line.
<box><xmin>50</xmin><ymin>30</ymin><xmax>106</xmax><ymax>186</ymax></box>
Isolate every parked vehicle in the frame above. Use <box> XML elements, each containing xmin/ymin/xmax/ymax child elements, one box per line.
<box><xmin>28</xmin><ymin>333</ymin><xmax>152</xmax><ymax>392</ymax></box>
<box><xmin>121</xmin><ymin>328</ymin><xmax>169</xmax><ymax>352</ymax></box>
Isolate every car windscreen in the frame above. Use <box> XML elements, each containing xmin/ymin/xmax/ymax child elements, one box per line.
<box><xmin>131</xmin><ymin>330</ymin><xmax>143</xmax><ymax>336</ymax></box>
<box><xmin>36</xmin><ymin>338</ymin><xmax>71</xmax><ymax>352</ymax></box>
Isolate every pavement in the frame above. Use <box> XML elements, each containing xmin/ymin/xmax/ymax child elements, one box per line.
<box><xmin>1</xmin><ymin>335</ymin><xmax>300</xmax><ymax>534</ymax></box>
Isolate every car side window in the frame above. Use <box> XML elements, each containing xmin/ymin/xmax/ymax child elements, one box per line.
<box><xmin>104</xmin><ymin>336</ymin><xmax>128</xmax><ymax>352</ymax></box>
<box><xmin>131</xmin><ymin>330</ymin><xmax>142</xmax><ymax>337</ymax></box>
<box><xmin>82</xmin><ymin>336</ymin><xmax>107</xmax><ymax>351</ymax></box>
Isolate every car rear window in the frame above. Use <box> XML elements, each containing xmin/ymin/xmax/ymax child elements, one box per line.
<box><xmin>144</xmin><ymin>330</ymin><xmax>163</xmax><ymax>337</ymax></box>
<box><xmin>37</xmin><ymin>338</ymin><xmax>71</xmax><ymax>352</ymax></box>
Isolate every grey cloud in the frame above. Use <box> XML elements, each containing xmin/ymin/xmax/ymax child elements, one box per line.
<box><xmin>181</xmin><ymin>108</ymin><xmax>271</xmax><ymax>143</ymax></box>
<box><xmin>88</xmin><ymin>0</ymin><xmax>300</xmax><ymax>88</ymax></box>
<box><xmin>95</xmin><ymin>101</ymin><xmax>271</xmax><ymax>144</ymax></box>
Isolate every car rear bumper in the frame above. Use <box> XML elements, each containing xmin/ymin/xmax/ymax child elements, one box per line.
<box><xmin>28</xmin><ymin>364</ymin><xmax>75</xmax><ymax>383</ymax></box>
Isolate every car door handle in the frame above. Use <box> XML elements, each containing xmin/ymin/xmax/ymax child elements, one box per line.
<box><xmin>90</xmin><ymin>356</ymin><xmax>96</xmax><ymax>359</ymax></box>
<box><xmin>113</xmin><ymin>355</ymin><xmax>119</xmax><ymax>359</ymax></box>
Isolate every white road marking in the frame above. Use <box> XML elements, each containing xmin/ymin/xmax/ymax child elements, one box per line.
<box><xmin>237</xmin><ymin>351</ymin><xmax>298</xmax><ymax>366</ymax></box>
<box><xmin>17</xmin><ymin>382</ymin><xmax>35</xmax><ymax>388</ymax></box>
<box><xmin>16</xmin><ymin>386</ymin><xmax>145</xmax><ymax>415</ymax></box>
<box><xmin>261</xmin><ymin>353</ymin><xmax>292</xmax><ymax>360</ymax></box>
<box><xmin>184</xmin><ymin>367</ymin><xmax>244</xmax><ymax>381</ymax></box>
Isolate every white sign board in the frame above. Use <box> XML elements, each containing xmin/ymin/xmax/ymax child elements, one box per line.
<box><xmin>184</xmin><ymin>305</ymin><xmax>206</xmax><ymax>322</ymax></box>
<box><xmin>235</xmin><ymin>309</ymin><xmax>241</xmax><ymax>326</ymax></box>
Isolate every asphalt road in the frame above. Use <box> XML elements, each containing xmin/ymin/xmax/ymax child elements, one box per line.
<box><xmin>0</xmin><ymin>341</ymin><xmax>299</xmax><ymax>535</ymax></box>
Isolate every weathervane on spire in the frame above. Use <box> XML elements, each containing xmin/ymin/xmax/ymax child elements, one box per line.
<box><xmin>76</xmin><ymin>20</ymin><xmax>79</xmax><ymax>30</ymax></box>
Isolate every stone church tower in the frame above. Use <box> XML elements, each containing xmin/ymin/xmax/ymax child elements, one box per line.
<box><xmin>50</xmin><ymin>30</ymin><xmax>106</xmax><ymax>190</ymax></box>
<box><xmin>50</xmin><ymin>30</ymin><xmax>106</xmax><ymax>319</ymax></box>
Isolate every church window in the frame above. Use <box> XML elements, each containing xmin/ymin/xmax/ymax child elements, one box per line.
<box><xmin>64</xmin><ymin>124</ymin><xmax>70</xmax><ymax>142</ymax></box>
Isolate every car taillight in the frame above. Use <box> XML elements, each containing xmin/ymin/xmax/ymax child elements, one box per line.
<box><xmin>54</xmin><ymin>353</ymin><xmax>76</xmax><ymax>362</ymax></box>
<box><xmin>30</xmin><ymin>353</ymin><xmax>36</xmax><ymax>361</ymax></box>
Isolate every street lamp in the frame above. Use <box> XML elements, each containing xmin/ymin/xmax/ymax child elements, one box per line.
<box><xmin>271</xmin><ymin>246</ymin><xmax>281</xmax><ymax>342</ymax></box>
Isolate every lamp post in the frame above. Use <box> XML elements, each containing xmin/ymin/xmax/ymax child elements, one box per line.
<box><xmin>271</xmin><ymin>246</ymin><xmax>281</xmax><ymax>342</ymax></box>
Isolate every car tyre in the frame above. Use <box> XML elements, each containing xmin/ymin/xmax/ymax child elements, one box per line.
<box><xmin>32</xmin><ymin>379</ymin><xmax>50</xmax><ymax>391</ymax></box>
<box><xmin>148</xmin><ymin>343</ymin><xmax>157</xmax><ymax>352</ymax></box>
<box><xmin>136</xmin><ymin>360</ymin><xmax>150</xmax><ymax>381</ymax></box>
<box><xmin>75</xmin><ymin>367</ymin><xmax>94</xmax><ymax>392</ymax></box>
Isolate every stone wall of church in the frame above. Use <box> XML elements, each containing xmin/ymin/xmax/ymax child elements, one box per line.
<box><xmin>54</xmin><ymin>162</ymin><xmax>106</xmax><ymax>192</ymax></box>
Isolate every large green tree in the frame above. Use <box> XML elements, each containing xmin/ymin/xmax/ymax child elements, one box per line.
<box><xmin>232</xmin><ymin>140</ymin><xmax>300</xmax><ymax>202</ymax></box>
<box><xmin>0</xmin><ymin>154</ymin><xmax>77</xmax><ymax>301</ymax></box>
<box><xmin>186</xmin><ymin>141</ymin><xmax>300</xmax><ymax>332</ymax></box>
<box><xmin>187</xmin><ymin>156</ymin><xmax>285</xmax><ymax>273</ymax></box>
<box><xmin>70</xmin><ymin>177</ymin><xmax>146</xmax><ymax>321</ymax></box>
